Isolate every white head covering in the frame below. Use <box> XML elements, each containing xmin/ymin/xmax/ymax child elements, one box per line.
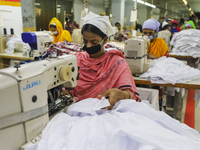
<box><xmin>82</xmin><ymin>11</ymin><xmax>115</xmax><ymax>37</ymax></box>
<box><xmin>142</xmin><ymin>19</ymin><xmax>160</xmax><ymax>31</ymax></box>
<box><xmin>51</xmin><ymin>22</ymin><xmax>56</xmax><ymax>26</ymax></box>
<box><xmin>185</xmin><ymin>23</ymin><xmax>192</xmax><ymax>27</ymax></box>
<box><xmin>162</xmin><ymin>21</ymin><xmax>169</xmax><ymax>28</ymax></box>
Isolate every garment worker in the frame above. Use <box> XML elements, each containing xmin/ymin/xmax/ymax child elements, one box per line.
<box><xmin>114</xmin><ymin>22</ymin><xmax>128</xmax><ymax>42</ymax></box>
<box><xmin>69</xmin><ymin>12</ymin><xmax>140</xmax><ymax>110</ymax></box>
<box><xmin>49</xmin><ymin>17</ymin><xmax>72</xmax><ymax>44</ymax></box>
<box><xmin>158</xmin><ymin>21</ymin><xmax>171</xmax><ymax>48</ymax></box>
<box><xmin>166</xmin><ymin>18</ymin><xmax>172</xmax><ymax>25</ymax></box>
<box><xmin>143</xmin><ymin>19</ymin><xmax>169</xmax><ymax>59</ymax></box>
<box><xmin>171</xmin><ymin>20</ymin><xmax>181</xmax><ymax>33</ymax></box>
<box><xmin>184</xmin><ymin>21</ymin><xmax>196</xmax><ymax>30</ymax></box>
<box><xmin>160</xmin><ymin>21</ymin><xmax>171</xmax><ymax>32</ymax></box>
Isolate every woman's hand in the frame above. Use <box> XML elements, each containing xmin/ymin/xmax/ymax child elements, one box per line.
<box><xmin>98</xmin><ymin>88</ymin><xmax>129</xmax><ymax>110</ymax></box>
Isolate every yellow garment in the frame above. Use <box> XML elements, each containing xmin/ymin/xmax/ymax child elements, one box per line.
<box><xmin>147</xmin><ymin>38</ymin><xmax>168</xmax><ymax>57</ymax></box>
<box><xmin>49</xmin><ymin>17</ymin><xmax>72</xmax><ymax>44</ymax></box>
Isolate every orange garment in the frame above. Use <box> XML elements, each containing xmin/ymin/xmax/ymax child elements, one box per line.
<box><xmin>49</xmin><ymin>17</ymin><xmax>72</xmax><ymax>44</ymax></box>
<box><xmin>147</xmin><ymin>38</ymin><xmax>168</xmax><ymax>57</ymax></box>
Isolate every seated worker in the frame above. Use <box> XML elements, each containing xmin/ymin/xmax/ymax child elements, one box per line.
<box><xmin>160</xmin><ymin>21</ymin><xmax>171</xmax><ymax>31</ymax></box>
<box><xmin>184</xmin><ymin>21</ymin><xmax>196</xmax><ymax>30</ymax></box>
<box><xmin>171</xmin><ymin>20</ymin><xmax>181</xmax><ymax>32</ymax></box>
<box><xmin>158</xmin><ymin>21</ymin><xmax>171</xmax><ymax>48</ymax></box>
<box><xmin>70</xmin><ymin>12</ymin><xmax>140</xmax><ymax>109</ymax></box>
<box><xmin>166</xmin><ymin>18</ymin><xmax>172</xmax><ymax>25</ymax></box>
<box><xmin>114</xmin><ymin>22</ymin><xmax>128</xmax><ymax>42</ymax></box>
<box><xmin>143</xmin><ymin>19</ymin><xmax>169</xmax><ymax>59</ymax></box>
<box><xmin>49</xmin><ymin>17</ymin><xmax>72</xmax><ymax>44</ymax></box>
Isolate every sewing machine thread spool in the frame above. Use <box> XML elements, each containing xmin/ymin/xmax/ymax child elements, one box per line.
<box><xmin>59</xmin><ymin>65</ymin><xmax>72</xmax><ymax>81</ymax></box>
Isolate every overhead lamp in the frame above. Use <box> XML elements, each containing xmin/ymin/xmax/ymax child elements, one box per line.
<box><xmin>150</xmin><ymin>4</ymin><xmax>156</xmax><ymax>8</ymax></box>
<box><xmin>144</xmin><ymin>2</ymin><xmax>151</xmax><ymax>7</ymax></box>
<box><xmin>34</xmin><ymin>3</ymin><xmax>40</xmax><ymax>6</ymax></box>
<box><xmin>137</xmin><ymin>0</ymin><xmax>145</xmax><ymax>4</ymax></box>
<box><xmin>189</xmin><ymin>8</ymin><xmax>191</xmax><ymax>11</ymax></box>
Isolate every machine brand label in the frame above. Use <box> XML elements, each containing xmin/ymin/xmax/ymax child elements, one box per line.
<box><xmin>23</xmin><ymin>80</ymin><xmax>41</xmax><ymax>90</ymax></box>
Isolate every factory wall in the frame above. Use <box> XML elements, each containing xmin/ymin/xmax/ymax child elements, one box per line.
<box><xmin>21</xmin><ymin>0</ymin><xmax>36</xmax><ymax>32</ymax></box>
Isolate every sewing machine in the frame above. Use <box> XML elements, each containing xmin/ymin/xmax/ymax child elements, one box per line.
<box><xmin>0</xmin><ymin>54</ymin><xmax>78</xmax><ymax>150</ymax></box>
<box><xmin>124</xmin><ymin>36</ymin><xmax>151</xmax><ymax>76</ymax></box>
<box><xmin>22</xmin><ymin>31</ymin><xmax>54</xmax><ymax>57</ymax></box>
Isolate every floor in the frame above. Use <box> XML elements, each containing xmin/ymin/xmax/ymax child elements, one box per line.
<box><xmin>165</xmin><ymin>89</ymin><xmax>200</xmax><ymax>133</ymax></box>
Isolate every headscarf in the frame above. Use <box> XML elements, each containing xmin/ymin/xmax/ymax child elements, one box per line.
<box><xmin>166</xmin><ymin>18</ymin><xmax>172</xmax><ymax>22</ymax></box>
<box><xmin>162</xmin><ymin>21</ymin><xmax>169</xmax><ymax>28</ymax></box>
<box><xmin>142</xmin><ymin>19</ymin><xmax>160</xmax><ymax>31</ymax></box>
<box><xmin>172</xmin><ymin>20</ymin><xmax>181</xmax><ymax>32</ymax></box>
<box><xmin>49</xmin><ymin>17</ymin><xmax>63</xmax><ymax>40</ymax></box>
<box><xmin>185</xmin><ymin>23</ymin><xmax>192</xmax><ymax>27</ymax></box>
<box><xmin>82</xmin><ymin>11</ymin><xmax>115</xmax><ymax>36</ymax></box>
<box><xmin>183</xmin><ymin>21</ymin><xmax>196</xmax><ymax>29</ymax></box>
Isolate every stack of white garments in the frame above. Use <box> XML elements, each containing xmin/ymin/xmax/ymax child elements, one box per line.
<box><xmin>140</xmin><ymin>56</ymin><xmax>200</xmax><ymax>85</ymax></box>
<box><xmin>170</xmin><ymin>29</ymin><xmax>200</xmax><ymax>58</ymax></box>
<box><xmin>25</xmin><ymin>98</ymin><xmax>200</xmax><ymax>150</ymax></box>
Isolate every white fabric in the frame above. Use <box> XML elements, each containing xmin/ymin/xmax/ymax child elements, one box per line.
<box><xmin>137</xmin><ymin>87</ymin><xmax>159</xmax><ymax>110</ymax></box>
<box><xmin>194</xmin><ymin>63</ymin><xmax>200</xmax><ymax>108</ymax></box>
<box><xmin>170</xmin><ymin>29</ymin><xmax>200</xmax><ymax>58</ymax></box>
<box><xmin>79</xmin><ymin>8</ymin><xmax>88</xmax><ymax>28</ymax></box>
<box><xmin>158</xmin><ymin>30</ymin><xmax>171</xmax><ymax>47</ymax></box>
<box><xmin>166</xmin><ymin>87</ymin><xmax>185</xmax><ymax>98</ymax></box>
<box><xmin>25</xmin><ymin>98</ymin><xmax>200</xmax><ymax>150</ymax></box>
<box><xmin>82</xmin><ymin>11</ymin><xmax>115</xmax><ymax>37</ymax></box>
<box><xmin>140</xmin><ymin>56</ymin><xmax>200</xmax><ymax>84</ymax></box>
<box><xmin>4</xmin><ymin>35</ymin><xmax>31</xmax><ymax>53</ymax></box>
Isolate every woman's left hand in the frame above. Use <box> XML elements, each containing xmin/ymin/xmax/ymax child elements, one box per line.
<box><xmin>98</xmin><ymin>88</ymin><xmax>127</xmax><ymax>110</ymax></box>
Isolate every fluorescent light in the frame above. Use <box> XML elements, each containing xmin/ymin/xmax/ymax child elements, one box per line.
<box><xmin>34</xmin><ymin>3</ymin><xmax>40</xmax><ymax>6</ymax></box>
<box><xmin>189</xmin><ymin>8</ymin><xmax>191</xmax><ymax>11</ymax></box>
<box><xmin>150</xmin><ymin>4</ymin><xmax>156</xmax><ymax>8</ymax></box>
<box><xmin>145</xmin><ymin>2</ymin><xmax>151</xmax><ymax>7</ymax></box>
<box><xmin>137</xmin><ymin>0</ymin><xmax>145</xmax><ymax>4</ymax></box>
<box><xmin>57</xmin><ymin>5</ymin><xmax>61</xmax><ymax>7</ymax></box>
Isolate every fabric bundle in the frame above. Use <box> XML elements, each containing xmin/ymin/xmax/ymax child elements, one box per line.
<box><xmin>25</xmin><ymin>98</ymin><xmax>200</xmax><ymax>150</ymax></box>
<box><xmin>140</xmin><ymin>56</ymin><xmax>200</xmax><ymax>84</ymax></box>
<box><xmin>170</xmin><ymin>29</ymin><xmax>200</xmax><ymax>58</ymax></box>
<box><xmin>45</xmin><ymin>42</ymin><xmax>123</xmax><ymax>56</ymax></box>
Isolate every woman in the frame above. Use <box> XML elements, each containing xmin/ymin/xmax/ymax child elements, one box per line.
<box><xmin>160</xmin><ymin>21</ymin><xmax>171</xmax><ymax>31</ymax></box>
<box><xmin>184</xmin><ymin>20</ymin><xmax>196</xmax><ymax>30</ymax></box>
<box><xmin>143</xmin><ymin>19</ymin><xmax>169</xmax><ymax>59</ymax></box>
<box><xmin>171</xmin><ymin>20</ymin><xmax>181</xmax><ymax>32</ymax></box>
<box><xmin>49</xmin><ymin>17</ymin><xmax>72</xmax><ymax>44</ymax></box>
<box><xmin>70</xmin><ymin>12</ymin><xmax>140</xmax><ymax>109</ymax></box>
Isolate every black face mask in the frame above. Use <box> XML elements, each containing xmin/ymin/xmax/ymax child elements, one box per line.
<box><xmin>82</xmin><ymin>39</ymin><xmax>104</xmax><ymax>55</ymax></box>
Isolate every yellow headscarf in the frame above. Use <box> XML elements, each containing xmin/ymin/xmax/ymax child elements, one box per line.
<box><xmin>49</xmin><ymin>17</ymin><xmax>72</xmax><ymax>43</ymax></box>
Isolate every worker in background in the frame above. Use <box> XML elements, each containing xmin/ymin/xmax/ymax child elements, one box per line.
<box><xmin>114</xmin><ymin>22</ymin><xmax>128</xmax><ymax>42</ymax></box>
<box><xmin>143</xmin><ymin>19</ymin><xmax>169</xmax><ymax>59</ymax></box>
<box><xmin>179</xmin><ymin>18</ymin><xmax>185</xmax><ymax>30</ymax></box>
<box><xmin>184</xmin><ymin>21</ymin><xmax>196</xmax><ymax>30</ymax></box>
<box><xmin>171</xmin><ymin>20</ymin><xmax>181</xmax><ymax>34</ymax></box>
<box><xmin>68</xmin><ymin>12</ymin><xmax>140</xmax><ymax>109</ymax></box>
<box><xmin>165</xmin><ymin>18</ymin><xmax>172</xmax><ymax>25</ymax></box>
<box><xmin>160</xmin><ymin>21</ymin><xmax>171</xmax><ymax>31</ymax></box>
<box><xmin>65</xmin><ymin>17</ymin><xmax>78</xmax><ymax>35</ymax></box>
<box><xmin>49</xmin><ymin>17</ymin><xmax>72</xmax><ymax>44</ymax></box>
